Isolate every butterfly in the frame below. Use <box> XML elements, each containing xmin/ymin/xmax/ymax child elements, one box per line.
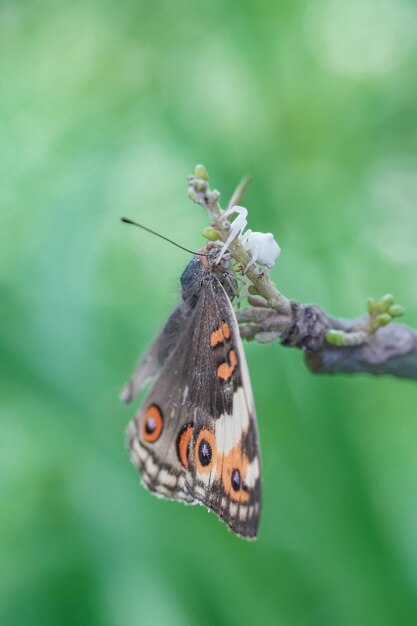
<box><xmin>121</xmin><ymin>246</ymin><xmax>261</xmax><ymax>539</ymax></box>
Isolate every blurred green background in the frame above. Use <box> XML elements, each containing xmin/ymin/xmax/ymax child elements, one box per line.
<box><xmin>1</xmin><ymin>1</ymin><xmax>417</xmax><ymax>625</ymax></box>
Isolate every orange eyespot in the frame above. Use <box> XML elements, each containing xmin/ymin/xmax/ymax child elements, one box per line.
<box><xmin>194</xmin><ymin>429</ymin><xmax>217</xmax><ymax>474</ymax></box>
<box><xmin>219</xmin><ymin>443</ymin><xmax>250</xmax><ymax>503</ymax></box>
<box><xmin>141</xmin><ymin>404</ymin><xmax>164</xmax><ymax>443</ymax></box>
<box><xmin>177</xmin><ymin>424</ymin><xmax>193</xmax><ymax>469</ymax></box>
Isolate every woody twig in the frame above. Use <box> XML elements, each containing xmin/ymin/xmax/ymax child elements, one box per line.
<box><xmin>187</xmin><ymin>164</ymin><xmax>417</xmax><ymax>381</ymax></box>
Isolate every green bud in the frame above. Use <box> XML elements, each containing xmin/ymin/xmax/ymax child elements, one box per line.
<box><xmin>248</xmin><ymin>285</ymin><xmax>259</xmax><ymax>296</ymax></box>
<box><xmin>380</xmin><ymin>293</ymin><xmax>395</xmax><ymax>311</ymax></box>
<box><xmin>232</xmin><ymin>262</ymin><xmax>242</xmax><ymax>273</ymax></box>
<box><xmin>388</xmin><ymin>304</ymin><xmax>405</xmax><ymax>317</ymax></box>
<box><xmin>226</xmin><ymin>211</ymin><xmax>238</xmax><ymax>223</ymax></box>
<box><xmin>202</xmin><ymin>226</ymin><xmax>220</xmax><ymax>241</ymax></box>
<box><xmin>188</xmin><ymin>189</ymin><xmax>197</xmax><ymax>202</ymax></box>
<box><xmin>376</xmin><ymin>313</ymin><xmax>391</xmax><ymax>326</ymax></box>
<box><xmin>195</xmin><ymin>180</ymin><xmax>208</xmax><ymax>192</ymax></box>
<box><xmin>367</xmin><ymin>298</ymin><xmax>377</xmax><ymax>314</ymax></box>
<box><xmin>194</xmin><ymin>164</ymin><xmax>209</xmax><ymax>181</ymax></box>
<box><xmin>325</xmin><ymin>329</ymin><xmax>347</xmax><ymax>347</ymax></box>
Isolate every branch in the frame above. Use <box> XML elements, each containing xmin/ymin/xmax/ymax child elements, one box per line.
<box><xmin>187</xmin><ymin>165</ymin><xmax>417</xmax><ymax>381</ymax></box>
<box><xmin>237</xmin><ymin>303</ymin><xmax>417</xmax><ymax>380</ymax></box>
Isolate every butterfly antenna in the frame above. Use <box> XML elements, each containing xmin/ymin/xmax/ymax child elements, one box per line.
<box><xmin>121</xmin><ymin>217</ymin><xmax>208</xmax><ymax>256</ymax></box>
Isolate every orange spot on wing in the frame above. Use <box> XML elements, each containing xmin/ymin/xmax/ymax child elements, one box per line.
<box><xmin>177</xmin><ymin>424</ymin><xmax>193</xmax><ymax>469</ymax></box>
<box><xmin>210</xmin><ymin>322</ymin><xmax>231</xmax><ymax>347</ymax></box>
<box><xmin>217</xmin><ymin>349</ymin><xmax>237</xmax><ymax>380</ymax></box>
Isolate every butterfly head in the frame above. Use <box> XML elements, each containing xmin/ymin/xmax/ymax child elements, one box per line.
<box><xmin>180</xmin><ymin>245</ymin><xmax>236</xmax><ymax>305</ymax></box>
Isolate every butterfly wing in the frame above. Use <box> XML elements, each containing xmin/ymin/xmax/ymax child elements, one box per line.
<box><xmin>183</xmin><ymin>277</ymin><xmax>261</xmax><ymax>539</ymax></box>
<box><xmin>126</xmin><ymin>274</ymin><xmax>261</xmax><ymax>538</ymax></box>
<box><xmin>121</xmin><ymin>301</ymin><xmax>191</xmax><ymax>403</ymax></box>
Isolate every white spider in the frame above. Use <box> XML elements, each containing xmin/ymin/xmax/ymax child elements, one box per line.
<box><xmin>216</xmin><ymin>205</ymin><xmax>281</xmax><ymax>270</ymax></box>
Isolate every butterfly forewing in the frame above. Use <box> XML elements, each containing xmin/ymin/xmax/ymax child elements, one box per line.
<box><xmin>184</xmin><ymin>278</ymin><xmax>261</xmax><ymax>538</ymax></box>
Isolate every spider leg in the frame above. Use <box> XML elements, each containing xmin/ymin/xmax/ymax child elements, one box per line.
<box><xmin>244</xmin><ymin>253</ymin><xmax>258</xmax><ymax>271</ymax></box>
<box><xmin>216</xmin><ymin>205</ymin><xmax>248</xmax><ymax>263</ymax></box>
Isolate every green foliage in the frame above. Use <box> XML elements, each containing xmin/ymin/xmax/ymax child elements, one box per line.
<box><xmin>1</xmin><ymin>1</ymin><xmax>417</xmax><ymax>626</ymax></box>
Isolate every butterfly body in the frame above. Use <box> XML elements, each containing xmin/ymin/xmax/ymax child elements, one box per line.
<box><xmin>123</xmin><ymin>247</ymin><xmax>261</xmax><ymax>539</ymax></box>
